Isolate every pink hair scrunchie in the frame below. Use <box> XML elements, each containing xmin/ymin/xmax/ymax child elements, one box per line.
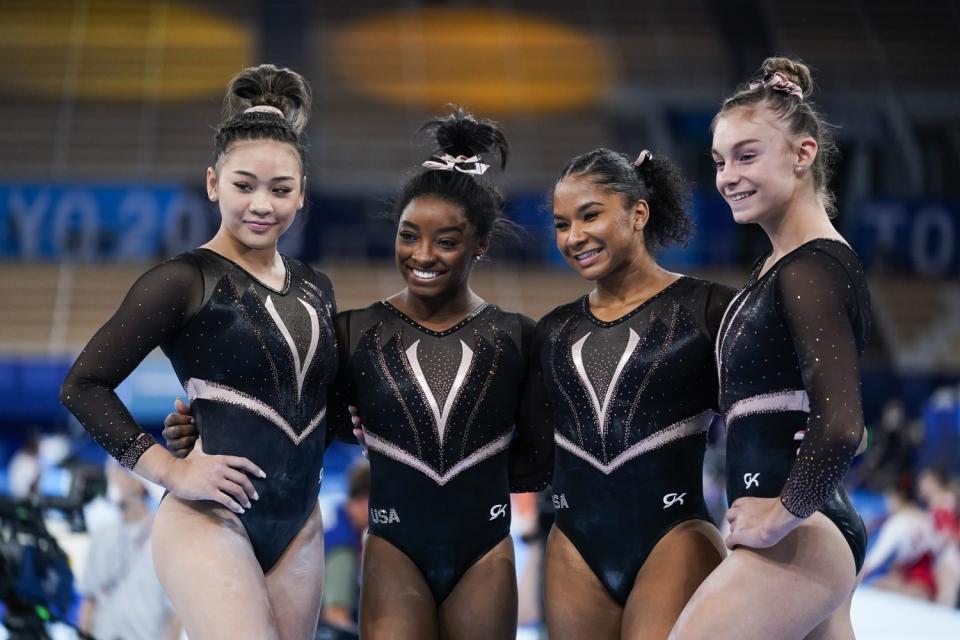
<box><xmin>748</xmin><ymin>72</ymin><xmax>804</xmax><ymax>100</ymax></box>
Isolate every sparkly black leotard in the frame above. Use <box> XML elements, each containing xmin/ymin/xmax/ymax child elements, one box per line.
<box><xmin>536</xmin><ymin>277</ymin><xmax>734</xmax><ymax>605</ymax></box>
<box><xmin>61</xmin><ymin>248</ymin><xmax>337</xmax><ymax>570</ymax></box>
<box><xmin>716</xmin><ymin>239</ymin><xmax>870</xmax><ymax>572</ymax></box>
<box><xmin>329</xmin><ymin>301</ymin><xmax>551</xmax><ymax>603</ymax></box>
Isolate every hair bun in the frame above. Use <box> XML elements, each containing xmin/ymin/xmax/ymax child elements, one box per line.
<box><xmin>222</xmin><ymin>64</ymin><xmax>312</xmax><ymax>134</ymax></box>
<box><xmin>420</xmin><ymin>107</ymin><xmax>508</xmax><ymax>171</ymax></box>
<box><xmin>759</xmin><ymin>57</ymin><xmax>814</xmax><ymax>98</ymax></box>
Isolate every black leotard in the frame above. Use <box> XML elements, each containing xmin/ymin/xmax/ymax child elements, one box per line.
<box><xmin>61</xmin><ymin>248</ymin><xmax>337</xmax><ymax>570</ymax></box>
<box><xmin>716</xmin><ymin>239</ymin><xmax>870</xmax><ymax>572</ymax></box>
<box><xmin>329</xmin><ymin>301</ymin><xmax>551</xmax><ymax>603</ymax></box>
<box><xmin>536</xmin><ymin>277</ymin><xmax>734</xmax><ymax>605</ymax></box>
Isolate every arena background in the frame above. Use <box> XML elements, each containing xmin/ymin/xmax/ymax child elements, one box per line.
<box><xmin>0</xmin><ymin>0</ymin><xmax>958</xmax><ymax>637</ymax></box>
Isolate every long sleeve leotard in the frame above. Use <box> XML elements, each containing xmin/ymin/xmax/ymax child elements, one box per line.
<box><xmin>326</xmin><ymin>301</ymin><xmax>553</xmax><ymax>602</ymax></box>
<box><xmin>716</xmin><ymin>238</ymin><xmax>871</xmax><ymax>570</ymax></box>
<box><xmin>61</xmin><ymin>248</ymin><xmax>338</xmax><ymax>569</ymax></box>
<box><xmin>536</xmin><ymin>276</ymin><xmax>734</xmax><ymax>605</ymax></box>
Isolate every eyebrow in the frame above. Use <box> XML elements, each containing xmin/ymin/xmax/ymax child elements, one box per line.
<box><xmin>712</xmin><ymin>139</ymin><xmax>761</xmax><ymax>156</ymax></box>
<box><xmin>231</xmin><ymin>170</ymin><xmax>296</xmax><ymax>182</ymax></box>
<box><xmin>399</xmin><ymin>221</ymin><xmax>465</xmax><ymax>234</ymax></box>
<box><xmin>576</xmin><ymin>201</ymin><xmax>603</xmax><ymax>213</ymax></box>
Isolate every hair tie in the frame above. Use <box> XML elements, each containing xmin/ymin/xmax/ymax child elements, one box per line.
<box><xmin>244</xmin><ymin>105</ymin><xmax>285</xmax><ymax>117</ymax></box>
<box><xmin>633</xmin><ymin>149</ymin><xmax>653</xmax><ymax>167</ymax></box>
<box><xmin>421</xmin><ymin>153</ymin><xmax>489</xmax><ymax>176</ymax></box>
<box><xmin>748</xmin><ymin>72</ymin><xmax>803</xmax><ymax>100</ymax></box>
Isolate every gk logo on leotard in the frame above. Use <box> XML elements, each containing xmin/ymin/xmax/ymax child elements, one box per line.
<box><xmin>552</xmin><ymin>494</ymin><xmax>569</xmax><ymax>510</ymax></box>
<box><xmin>662</xmin><ymin>492</ymin><xmax>687</xmax><ymax>509</ymax></box>
<box><xmin>489</xmin><ymin>504</ymin><xmax>508</xmax><ymax>521</ymax></box>
<box><xmin>370</xmin><ymin>508</ymin><xmax>400</xmax><ymax>524</ymax></box>
<box><xmin>743</xmin><ymin>473</ymin><xmax>760</xmax><ymax>489</ymax></box>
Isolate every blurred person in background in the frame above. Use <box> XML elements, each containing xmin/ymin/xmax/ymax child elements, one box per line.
<box><xmin>674</xmin><ymin>57</ymin><xmax>871</xmax><ymax>639</ymax></box>
<box><xmin>7</xmin><ymin>430</ymin><xmax>41</xmax><ymax>500</ymax></box>
<box><xmin>512</xmin><ymin>490</ymin><xmax>545</xmax><ymax>628</ymax></box>
<box><xmin>854</xmin><ymin>398</ymin><xmax>919</xmax><ymax>492</ymax></box>
<box><xmin>37</xmin><ymin>426</ymin><xmax>72</xmax><ymax>469</ymax></box>
<box><xmin>541</xmin><ymin>147</ymin><xmax>731</xmax><ymax>639</ymax></box>
<box><xmin>61</xmin><ymin>63</ymin><xmax>337</xmax><ymax>640</ymax></box>
<box><xmin>320</xmin><ymin>459</ymin><xmax>370</xmax><ymax>630</ymax></box>
<box><xmin>78</xmin><ymin>459</ymin><xmax>180</xmax><ymax>640</ymax></box>
<box><xmin>861</xmin><ymin>475</ymin><xmax>937</xmax><ymax>601</ymax></box>
<box><xmin>918</xmin><ymin>466</ymin><xmax>960</xmax><ymax>607</ymax></box>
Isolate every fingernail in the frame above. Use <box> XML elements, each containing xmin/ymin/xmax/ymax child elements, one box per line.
<box><xmin>238</xmin><ymin>507</ymin><xmax>245</xmax><ymax>514</ymax></box>
<box><xmin>253</xmin><ymin>491</ymin><xmax>259</xmax><ymax>501</ymax></box>
<box><xmin>190</xmin><ymin>418</ymin><xmax>195</xmax><ymax>424</ymax></box>
<box><xmin>259</xmin><ymin>471</ymin><xmax>267</xmax><ymax>479</ymax></box>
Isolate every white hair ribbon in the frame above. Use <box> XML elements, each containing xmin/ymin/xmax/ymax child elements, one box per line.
<box><xmin>244</xmin><ymin>105</ymin><xmax>285</xmax><ymax>117</ymax></box>
<box><xmin>421</xmin><ymin>154</ymin><xmax>490</xmax><ymax>176</ymax></box>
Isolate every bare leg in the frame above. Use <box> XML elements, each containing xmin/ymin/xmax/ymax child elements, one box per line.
<box><xmin>622</xmin><ymin>520</ymin><xmax>726</xmax><ymax>639</ymax></box>
<box><xmin>544</xmin><ymin>526</ymin><xmax>622</xmax><ymax>640</ymax></box>
<box><xmin>265</xmin><ymin>503</ymin><xmax>325</xmax><ymax>640</ymax></box>
<box><xmin>670</xmin><ymin>513</ymin><xmax>858</xmax><ymax>640</ymax></box>
<box><xmin>151</xmin><ymin>496</ymin><xmax>279</xmax><ymax>640</ymax></box>
<box><xmin>805</xmin><ymin>591</ymin><xmax>854</xmax><ymax>640</ymax></box>
<box><xmin>439</xmin><ymin>536</ymin><xmax>518</xmax><ymax>640</ymax></box>
<box><xmin>359</xmin><ymin>534</ymin><xmax>439</xmax><ymax>640</ymax></box>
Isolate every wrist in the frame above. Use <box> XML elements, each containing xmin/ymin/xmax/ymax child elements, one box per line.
<box><xmin>132</xmin><ymin>444</ymin><xmax>178</xmax><ymax>488</ymax></box>
<box><xmin>777</xmin><ymin>496</ymin><xmax>806</xmax><ymax>529</ymax></box>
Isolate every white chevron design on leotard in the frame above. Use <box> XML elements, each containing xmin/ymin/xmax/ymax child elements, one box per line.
<box><xmin>571</xmin><ymin>328</ymin><xmax>641</xmax><ymax>436</ymax></box>
<box><xmin>185</xmin><ymin>378</ymin><xmax>325</xmax><ymax>445</ymax></box>
<box><xmin>264</xmin><ymin>295</ymin><xmax>319</xmax><ymax>401</ymax></box>
<box><xmin>554</xmin><ymin>411</ymin><xmax>713</xmax><ymax>475</ymax></box>
<box><xmin>364</xmin><ymin>430</ymin><xmax>511</xmax><ymax>485</ymax></box>
<box><xmin>404</xmin><ymin>338</ymin><xmax>473</xmax><ymax>443</ymax></box>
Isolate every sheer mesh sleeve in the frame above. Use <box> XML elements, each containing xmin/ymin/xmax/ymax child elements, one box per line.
<box><xmin>703</xmin><ymin>282</ymin><xmax>736</xmax><ymax>345</ymax></box>
<box><xmin>326</xmin><ymin>310</ymin><xmax>357</xmax><ymax>447</ymax></box>
<box><xmin>509</xmin><ymin>314</ymin><xmax>555</xmax><ymax>493</ymax></box>
<box><xmin>775</xmin><ymin>250</ymin><xmax>866</xmax><ymax>518</ymax></box>
<box><xmin>701</xmin><ymin>282</ymin><xmax>735</xmax><ymax>414</ymax></box>
<box><xmin>60</xmin><ymin>255</ymin><xmax>203</xmax><ymax>469</ymax></box>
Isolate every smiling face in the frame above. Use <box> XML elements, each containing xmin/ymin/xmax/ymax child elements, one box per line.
<box><xmin>206</xmin><ymin>138</ymin><xmax>305</xmax><ymax>250</ymax></box>
<box><xmin>552</xmin><ymin>174</ymin><xmax>649</xmax><ymax>281</ymax></box>
<box><xmin>395</xmin><ymin>195</ymin><xmax>488</xmax><ymax>300</ymax></box>
<box><xmin>711</xmin><ymin>105</ymin><xmax>817</xmax><ymax>226</ymax></box>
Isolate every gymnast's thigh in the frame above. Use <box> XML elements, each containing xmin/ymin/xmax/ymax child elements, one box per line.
<box><xmin>544</xmin><ymin>525</ymin><xmax>622</xmax><ymax>640</ymax></box>
<box><xmin>670</xmin><ymin>512</ymin><xmax>857</xmax><ymax>640</ymax></box>
<box><xmin>265</xmin><ymin>502</ymin><xmax>325</xmax><ymax>640</ymax></box>
<box><xmin>359</xmin><ymin>533</ymin><xmax>439</xmax><ymax>640</ymax></box>
<box><xmin>152</xmin><ymin>495</ymin><xmax>279</xmax><ymax>640</ymax></box>
<box><xmin>439</xmin><ymin>536</ymin><xmax>517</xmax><ymax>640</ymax></box>
<box><xmin>622</xmin><ymin>519</ymin><xmax>725</xmax><ymax>640</ymax></box>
